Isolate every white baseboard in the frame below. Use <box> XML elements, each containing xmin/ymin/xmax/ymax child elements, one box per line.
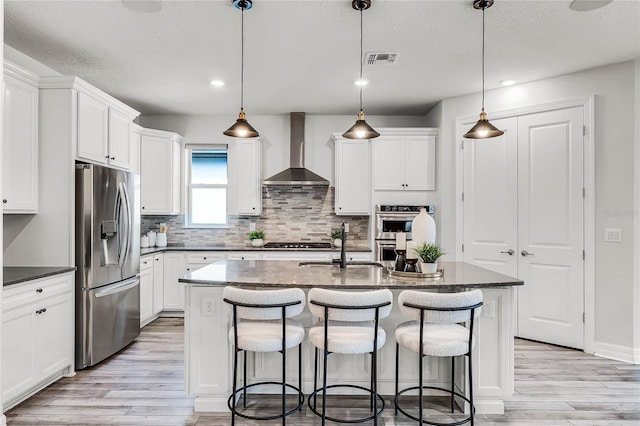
<box><xmin>475</xmin><ymin>399</ymin><xmax>505</xmax><ymax>415</ymax></box>
<box><xmin>194</xmin><ymin>396</ymin><xmax>230</xmax><ymax>412</ymax></box>
<box><xmin>594</xmin><ymin>341</ymin><xmax>640</xmax><ymax>364</ymax></box>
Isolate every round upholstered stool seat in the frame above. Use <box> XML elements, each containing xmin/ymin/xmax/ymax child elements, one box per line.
<box><xmin>394</xmin><ymin>290</ymin><xmax>483</xmax><ymax>426</ymax></box>
<box><xmin>223</xmin><ymin>287</ymin><xmax>306</xmax><ymax>425</ymax></box>
<box><xmin>307</xmin><ymin>288</ymin><xmax>393</xmax><ymax>425</ymax></box>
<box><xmin>395</xmin><ymin>321</ymin><xmax>472</xmax><ymax>357</ymax></box>
<box><xmin>229</xmin><ymin>319</ymin><xmax>305</xmax><ymax>352</ymax></box>
<box><xmin>309</xmin><ymin>321</ymin><xmax>386</xmax><ymax>354</ymax></box>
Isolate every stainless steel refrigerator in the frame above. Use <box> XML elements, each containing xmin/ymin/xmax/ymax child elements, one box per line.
<box><xmin>75</xmin><ymin>163</ymin><xmax>141</xmax><ymax>369</ymax></box>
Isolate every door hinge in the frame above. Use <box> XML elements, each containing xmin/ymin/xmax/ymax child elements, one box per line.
<box><xmin>461</xmin><ymin>192</ymin><xmax>465</xmax><ymax>201</ymax></box>
<box><xmin>461</xmin><ymin>244</ymin><xmax>465</xmax><ymax>253</ymax></box>
<box><xmin>583</xmin><ymin>312</ymin><xmax>585</xmax><ymax>323</ymax></box>
<box><xmin>582</xmin><ymin>250</ymin><xmax>585</xmax><ymax>260</ymax></box>
<box><xmin>583</xmin><ymin>125</ymin><xmax>586</xmax><ymax>136</ymax></box>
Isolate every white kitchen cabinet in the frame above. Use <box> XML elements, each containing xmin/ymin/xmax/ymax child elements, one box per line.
<box><xmin>227</xmin><ymin>252</ymin><xmax>262</xmax><ymax>261</ymax></box>
<box><xmin>186</xmin><ymin>252</ymin><xmax>226</xmax><ymax>273</ymax></box>
<box><xmin>331</xmin><ymin>252</ymin><xmax>373</xmax><ymax>262</ymax></box>
<box><xmin>163</xmin><ymin>252</ymin><xmax>188</xmax><ymax>311</ymax></box>
<box><xmin>261</xmin><ymin>251</ymin><xmax>332</xmax><ymax>261</ymax></box>
<box><xmin>2</xmin><ymin>63</ymin><xmax>39</xmax><ymax>214</ymax></box>
<box><xmin>373</xmin><ymin>128</ymin><xmax>437</xmax><ymax>191</ymax></box>
<box><xmin>153</xmin><ymin>253</ymin><xmax>164</xmax><ymax>315</ymax></box>
<box><xmin>333</xmin><ymin>135</ymin><xmax>371</xmax><ymax>215</ymax></box>
<box><xmin>140</xmin><ymin>128</ymin><xmax>183</xmax><ymax>215</ymax></box>
<box><xmin>77</xmin><ymin>91</ymin><xmax>136</xmax><ymax>170</ymax></box>
<box><xmin>2</xmin><ymin>272</ymin><xmax>74</xmax><ymax>411</ymax></box>
<box><xmin>234</xmin><ymin>138</ymin><xmax>262</xmax><ymax>216</ymax></box>
<box><xmin>129</xmin><ymin>124</ymin><xmax>142</xmax><ymax>174</ymax></box>
<box><xmin>140</xmin><ymin>255</ymin><xmax>154</xmax><ymax>326</ymax></box>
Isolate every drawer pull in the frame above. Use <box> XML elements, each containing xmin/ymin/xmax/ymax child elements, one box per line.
<box><xmin>36</xmin><ymin>308</ymin><xmax>47</xmax><ymax>314</ymax></box>
<box><xmin>36</xmin><ymin>288</ymin><xmax>43</xmax><ymax>293</ymax></box>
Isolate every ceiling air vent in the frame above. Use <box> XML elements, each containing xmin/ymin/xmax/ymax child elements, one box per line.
<box><xmin>365</xmin><ymin>52</ymin><xmax>400</xmax><ymax>66</ymax></box>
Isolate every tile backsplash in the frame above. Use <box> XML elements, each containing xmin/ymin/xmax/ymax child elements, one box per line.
<box><xmin>141</xmin><ymin>186</ymin><xmax>369</xmax><ymax>247</ymax></box>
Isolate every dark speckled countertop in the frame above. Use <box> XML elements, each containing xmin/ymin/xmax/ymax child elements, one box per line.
<box><xmin>3</xmin><ymin>266</ymin><xmax>76</xmax><ymax>287</ymax></box>
<box><xmin>140</xmin><ymin>244</ymin><xmax>372</xmax><ymax>256</ymax></box>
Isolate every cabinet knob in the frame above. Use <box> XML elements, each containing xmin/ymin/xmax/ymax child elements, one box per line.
<box><xmin>155</xmin><ymin>258</ymin><xmax>159</xmax><ymax>262</ymax></box>
<box><xmin>203</xmin><ymin>257</ymin><xmax>207</xmax><ymax>260</ymax></box>
<box><xmin>142</xmin><ymin>206</ymin><xmax>145</xmax><ymax>210</ymax></box>
<box><xmin>338</xmin><ymin>207</ymin><xmax>342</xmax><ymax>210</ymax></box>
<box><xmin>36</xmin><ymin>288</ymin><xmax>43</xmax><ymax>293</ymax></box>
<box><xmin>143</xmin><ymin>261</ymin><xmax>148</xmax><ymax>265</ymax></box>
<box><xmin>2</xmin><ymin>199</ymin><xmax>7</xmax><ymax>204</ymax></box>
<box><xmin>252</xmin><ymin>207</ymin><xmax>256</xmax><ymax>210</ymax></box>
<box><xmin>111</xmin><ymin>157</ymin><xmax>116</xmax><ymax>160</ymax></box>
<box><xmin>105</xmin><ymin>155</ymin><xmax>110</xmax><ymax>159</ymax></box>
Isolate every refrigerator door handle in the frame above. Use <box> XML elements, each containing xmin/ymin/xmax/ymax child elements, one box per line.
<box><xmin>117</xmin><ymin>182</ymin><xmax>131</xmax><ymax>269</ymax></box>
<box><xmin>94</xmin><ymin>277</ymin><xmax>139</xmax><ymax>298</ymax></box>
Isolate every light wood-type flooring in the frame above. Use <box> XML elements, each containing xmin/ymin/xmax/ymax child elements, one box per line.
<box><xmin>6</xmin><ymin>318</ymin><xmax>640</xmax><ymax>425</ymax></box>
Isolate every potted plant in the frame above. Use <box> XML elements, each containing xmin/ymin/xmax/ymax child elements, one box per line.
<box><xmin>249</xmin><ymin>230</ymin><xmax>265</xmax><ymax>247</ymax></box>
<box><xmin>330</xmin><ymin>229</ymin><xmax>343</xmax><ymax>248</ymax></box>
<box><xmin>413</xmin><ymin>242</ymin><xmax>444</xmax><ymax>273</ymax></box>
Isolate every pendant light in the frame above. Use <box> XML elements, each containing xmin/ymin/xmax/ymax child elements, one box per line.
<box><xmin>224</xmin><ymin>0</ymin><xmax>259</xmax><ymax>138</ymax></box>
<box><xmin>342</xmin><ymin>0</ymin><xmax>380</xmax><ymax>140</ymax></box>
<box><xmin>463</xmin><ymin>0</ymin><xmax>504</xmax><ymax>139</ymax></box>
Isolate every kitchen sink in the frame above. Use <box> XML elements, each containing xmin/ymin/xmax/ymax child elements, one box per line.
<box><xmin>299</xmin><ymin>261</ymin><xmax>385</xmax><ymax>268</ymax></box>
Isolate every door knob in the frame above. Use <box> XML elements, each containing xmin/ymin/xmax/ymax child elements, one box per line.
<box><xmin>521</xmin><ymin>250</ymin><xmax>534</xmax><ymax>257</ymax></box>
<box><xmin>500</xmin><ymin>249</ymin><xmax>515</xmax><ymax>256</ymax></box>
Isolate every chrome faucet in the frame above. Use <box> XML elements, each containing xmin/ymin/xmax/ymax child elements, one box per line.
<box><xmin>339</xmin><ymin>221</ymin><xmax>347</xmax><ymax>269</ymax></box>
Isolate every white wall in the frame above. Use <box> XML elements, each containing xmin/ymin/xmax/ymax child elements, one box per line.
<box><xmin>432</xmin><ymin>60</ymin><xmax>637</xmax><ymax>351</ymax></box>
<box><xmin>138</xmin><ymin>113</ymin><xmax>425</xmax><ymax>186</ymax></box>
<box><xmin>634</xmin><ymin>60</ymin><xmax>640</xmax><ymax>363</ymax></box>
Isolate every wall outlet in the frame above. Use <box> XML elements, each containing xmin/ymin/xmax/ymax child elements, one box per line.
<box><xmin>604</xmin><ymin>228</ymin><xmax>622</xmax><ymax>243</ymax></box>
<box><xmin>249</xmin><ymin>222</ymin><xmax>256</xmax><ymax>232</ymax></box>
<box><xmin>344</xmin><ymin>223</ymin><xmax>350</xmax><ymax>233</ymax></box>
<box><xmin>202</xmin><ymin>299</ymin><xmax>215</xmax><ymax>316</ymax></box>
<box><xmin>483</xmin><ymin>300</ymin><xmax>496</xmax><ymax>318</ymax></box>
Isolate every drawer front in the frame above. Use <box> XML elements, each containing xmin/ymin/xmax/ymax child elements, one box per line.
<box><xmin>140</xmin><ymin>255</ymin><xmax>154</xmax><ymax>271</ymax></box>
<box><xmin>186</xmin><ymin>252</ymin><xmax>226</xmax><ymax>264</ymax></box>
<box><xmin>3</xmin><ymin>273</ymin><xmax>74</xmax><ymax>311</ymax></box>
<box><xmin>226</xmin><ymin>252</ymin><xmax>262</xmax><ymax>261</ymax></box>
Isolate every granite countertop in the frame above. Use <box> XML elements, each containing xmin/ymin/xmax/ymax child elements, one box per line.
<box><xmin>180</xmin><ymin>260</ymin><xmax>523</xmax><ymax>290</ymax></box>
<box><xmin>3</xmin><ymin>266</ymin><xmax>77</xmax><ymax>287</ymax></box>
<box><xmin>141</xmin><ymin>244</ymin><xmax>372</xmax><ymax>256</ymax></box>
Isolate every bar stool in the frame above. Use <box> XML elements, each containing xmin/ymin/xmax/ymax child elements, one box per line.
<box><xmin>394</xmin><ymin>289</ymin><xmax>483</xmax><ymax>426</ymax></box>
<box><xmin>307</xmin><ymin>288</ymin><xmax>393</xmax><ymax>425</ymax></box>
<box><xmin>223</xmin><ymin>287</ymin><xmax>306</xmax><ymax>426</ymax></box>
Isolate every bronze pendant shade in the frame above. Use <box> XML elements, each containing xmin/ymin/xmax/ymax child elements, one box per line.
<box><xmin>343</xmin><ymin>0</ymin><xmax>379</xmax><ymax>140</ymax></box>
<box><xmin>463</xmin><ymin>0</ymin><xmax>504</xmax><ymax>139</ymax></box>
<box><xmin>224</xmin><ymin>0</ymin><xmax>259</xmax><ymax>138</ymax></box>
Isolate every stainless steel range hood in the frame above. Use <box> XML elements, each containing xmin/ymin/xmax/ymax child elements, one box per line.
<box><xmin>263</xmin><ymin>112</ymin><xmax>330</xmax><ymax>186</ymax></box>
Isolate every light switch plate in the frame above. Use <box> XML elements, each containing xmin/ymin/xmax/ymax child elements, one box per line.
<box><xmin>605</xmin><ymin>228</ymin><xmax>622</xmax><ymax>243</ymax></box>
<box><xmin>249</xmin><ymin>222</ymin><xmax>256</xmax><ymax>232</ymax></box>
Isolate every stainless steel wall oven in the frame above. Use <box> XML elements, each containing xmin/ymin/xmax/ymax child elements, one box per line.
<box><xmin>374</xmin><ymin>205</ymin><xmax>435</xmax><ymax>262</ymax></box>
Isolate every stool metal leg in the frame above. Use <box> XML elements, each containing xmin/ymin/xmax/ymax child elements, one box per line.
<box><xmin>282</xmin><ymin>308</ymin><xmax>286</xmax><ymax>426</ymax></box>
<box><xmin>469</xmin><ymin>354</ymin><xmax>474</xmax><ymax>426</ymax></box>
<box><xmin>395</xmin><ymin>341</ymin><xmax>399</xmax><ymax>415</ymax></box>
<box><xmin>451</xmin><ymin>357</ymin><xmax>455</xmax><ymax>413</ymax></box>
<box><xmin>370</xmin><ymin>352</ymin><xmax>374</xmax><ymax>411</ymax></box>
<box><xmin>243</xmin><ymin>351</ymin><xmax>247</xmax><ymax>409</ymax></box>
<box><xmin>313</xmin><ymin>346</ymin><xmax>318</xmax><ymax>409</ymax></box>
<box><xmin>419</xmin><ymin>310</ymin><xmax>424</xmax><ymax>424</ymax></box>
<box><xmin>232</xmin><ymin>345</ymin><xmax>238</xmax><ymax>426</ymax></box>
<box><xmin>322</xmin><ymin>308</ymin><xmax>329</xmax><ymax>426</ymax></box>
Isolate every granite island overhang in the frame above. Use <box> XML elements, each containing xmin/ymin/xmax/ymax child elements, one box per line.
<box><xmin>180</xmin><ymin>260</ymin><xmax>523</xmax><ymax>414</ymax></box>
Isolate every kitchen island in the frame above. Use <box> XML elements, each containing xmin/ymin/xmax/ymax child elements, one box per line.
<box><xmin>180</xmin><ymin>260</ymin><xmax>523</xmax><ymax>414</ymax></box>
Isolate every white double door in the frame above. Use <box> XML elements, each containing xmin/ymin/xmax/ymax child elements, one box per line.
<box><xmin>463</xmin><ymin>107</ymin><xmax>584</xmax><ymax>349</ymax></box>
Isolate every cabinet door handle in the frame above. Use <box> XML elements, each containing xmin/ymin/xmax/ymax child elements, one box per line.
<box><xmin>143</xmin><ymin>261</ymin><xmax>148</xmax><ymax>265</ymax></box>
<box><xmin>203</xmin><ymin>257</ymin><xmax>207</xmax><ymax>260</ymax></box>
<box><xmin>105</xmin><ymin>155</ymin><xmax>110</xmax><ymax>159</ymax></box>
<box><xmin>36</xmin><ymin>288</ymin><xmax>43</xmax><ymax>293</ymax></box>
<box><xmin>111</xmin><ymin>157</ymin><xmax>116</xmax><ymax>160</ymax></box>
<box><xmin>36</xmin><ymin>308</ymin><xmax>47</xmax><ymax>314</ymax></box>
<box><xmin>521</xmin><ymin>250</ymin><xmax>534</xmax><ymax>257</ymax></box>
<box><xmin>500</xmin><ymin>249</ymin><xmax>515</xmax><ymax>256</ymax></box>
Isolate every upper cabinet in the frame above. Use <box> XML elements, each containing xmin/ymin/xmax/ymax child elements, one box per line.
<box><xmin>3</xmin><ymin>62</ymin><xmax>39</xmax><ymax>214</ymax></box>
<box><xmin>373</xmin><ymin>128</ymin><xmax>437</xmax><ymax>191</ymax></box>
<box><xmin>140</xmin><ymin>128</ymin><xmax>182</xmax><ymax>215</ymax></box>
<box><xmin>76</xmin><ymin>91</ymin><xmax>137</xmax><ymax>170</ymax></box>
<box><xmin>233</xmin><ymin>138</ymin><xmax>262</xmax><ymax>216</ymax></box>
<box><xmin>333</xmin><ymin>135</ymin><xmax>371</xmax><ymax>215</ymax></box>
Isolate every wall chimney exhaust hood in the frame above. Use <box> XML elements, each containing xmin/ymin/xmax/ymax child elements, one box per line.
<box><xmin>263</xmin><ymin>112</ymin><xmax>330</xmax><ymax>186</ymax></box>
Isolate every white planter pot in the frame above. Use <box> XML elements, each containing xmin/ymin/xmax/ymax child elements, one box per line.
<box><xmin>333</xmin><ymin>239</ymin><xmax>342</xmax><ymax>248</ymax></box>
<box><xmin>251</xmin><ymin>238</ymin><xmax>264</xmax><ymax>248</ymax></box>
<box><xmin>419</xmin><ymin>261</ymin><xmax>438</xmax><ymax>274</ymax></box>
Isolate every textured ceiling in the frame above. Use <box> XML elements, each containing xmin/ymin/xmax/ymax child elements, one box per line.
<box><xmin>5</xmin><ymin>0</ymin><xmax>640</xmax><ymax>116</ymax></box>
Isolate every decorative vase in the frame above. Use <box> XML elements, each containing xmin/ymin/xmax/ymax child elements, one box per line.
<box><xmin>411</xmin><ymin>208</ymin><xmax>436</xmax><ymax>245</ymax></box>
<box><xmin>333</xmin><ymin>239</ymin><xmax>342</xmax><ymax>248</ymax></box>
<box><xmin>251</xmin><ymin>238</ymin><xmax>264</xmax><ymax>247</ymax></box>
<box><xmin>420</xmin><ymin>261</ymin><xmax>438</xmax><ymax>274</ymax></box>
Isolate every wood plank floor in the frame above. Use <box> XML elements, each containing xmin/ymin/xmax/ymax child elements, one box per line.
<box><xmin>6</xmin><ymin>318</ymin><xmax>639</xmax><ymax>425</ymax></box>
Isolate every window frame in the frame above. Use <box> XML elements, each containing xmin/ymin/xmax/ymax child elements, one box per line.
<box><xmin>184</xmin><ymin>144</ymin><xmax>229</xmax><ymax>228</ymax></box>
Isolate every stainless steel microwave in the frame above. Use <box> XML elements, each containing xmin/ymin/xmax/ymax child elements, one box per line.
<box><xmin>375</xmin><ymin>205</ymin><xmax>435</xmax><ymax>240</ymax></box>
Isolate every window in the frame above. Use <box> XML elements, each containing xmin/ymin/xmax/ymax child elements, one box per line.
<box><xmin>186</xmin><ymin>145</ymin><xmax>228</xmax><ymax>227</ymax></box>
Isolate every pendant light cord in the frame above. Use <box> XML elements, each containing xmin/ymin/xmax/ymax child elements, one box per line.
<box><xmin>481</xmin><ymin>5</ymin><xmax>485</xmax><ymax>112</ymax></box>
<box><xmin>241</xmin><ymin>4</ymin><xmax>245</xmax><ymax>111</ymax></box>
<box><xmin>359</xmin><ymin>7</ymin><xmax>364</xmax><ymax>112</ymax></box>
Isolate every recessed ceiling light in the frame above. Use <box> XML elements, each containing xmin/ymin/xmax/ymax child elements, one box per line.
<box><xmin>500</xmin><ymin>79</ymin><xmax>516</xmax><ymax>86</ymax></box>
<box><xmin>355</xmin><ymin>79</ymin><xmax>369</xmax><ymax>87</ymax></box>
<box><xmin>210</xmin><ymin>80</ymin><xmax>225</xmax><ymax>87</ymax></box>
<box><xmin>569</xmin><ymin>0</ymin><xmax>613</xmax><ymax>12</ymax></box>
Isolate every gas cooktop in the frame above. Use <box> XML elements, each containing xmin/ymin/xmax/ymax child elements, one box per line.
<box><xmin>262</xmin><ymin>242</ymin><xmax>332</xmax><ymax>249</ymax></box>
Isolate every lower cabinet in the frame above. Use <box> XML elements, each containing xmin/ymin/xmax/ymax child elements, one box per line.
<box><xmin>2</xmin><ymin>272</ymin><xmax>74</xmax><ymax>411</ymax></box>
<box><xmin>140</xmin><ymin>255</ymin><xmax>154</xmax><ymax>326</ymax></box>
<box><xmin>152</xmin><ymin>253</ymin><xmax>164</xmax><ymax>315</ymax></box>
<box><xmin>163</xmin><ymin>252</ymin><xmax>188</xmax><ymax>311</ymax></box>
